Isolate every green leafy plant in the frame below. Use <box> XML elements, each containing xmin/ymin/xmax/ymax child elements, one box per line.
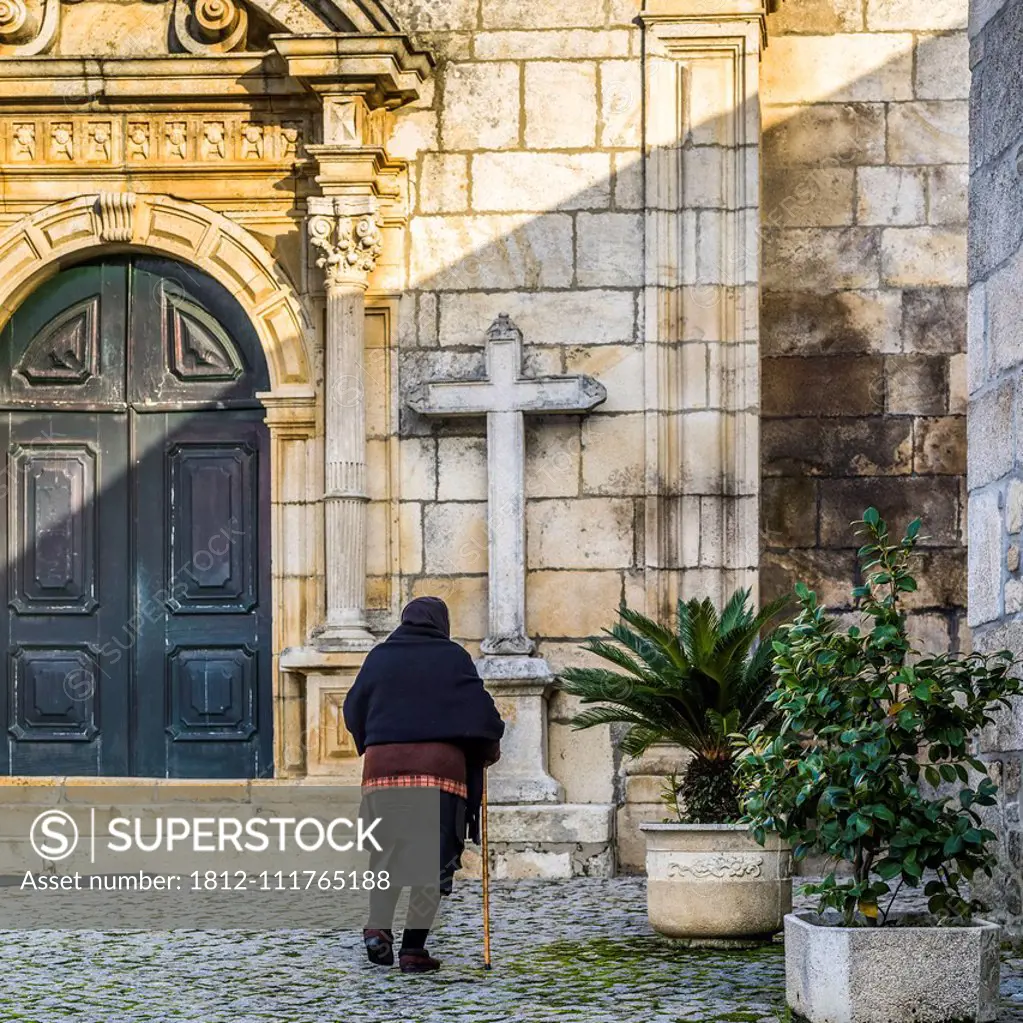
<box><xmin>556</xmin><ymin>589</ymin><xmax>786</xmax><ymax>823</ymax></box>
<box><xmin>737</xmin><ymin>508</ymin><xmax>1022</xmax><ymax>925</ymax></box>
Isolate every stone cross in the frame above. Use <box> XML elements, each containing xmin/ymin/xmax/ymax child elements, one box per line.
<box><xmin>409</xmin><ymin>314</ymin><xmax>606</xmax><ymax>656</ymax></box>
<box><xmin>408</xmin><ymin>314</ymin><xmax>606</xmax><ymax>805</ymax></box>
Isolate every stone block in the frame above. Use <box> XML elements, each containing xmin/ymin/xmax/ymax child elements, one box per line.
<box><xmin>762</xmin><ymin>478</ymin><xmax>818</xmax><ymax>548</ymax></box>
<box><xmin>762</xmin><ymin>355</ymin><xmax>884</xmax><ymax>416</ymax></box>
<box><xmin>1007</xmin><ymin>479</ymin><xmax>1023</xmax><ymax>535</ymax></box>
<box><xmin>761</xmin><ymin>416</ymin><xmax>914</xmax><ymax>477</ymax></box>
<box><xmin>949</xmin><ymin>353</ymin><xmax>968</xmax><ymax>414</ymax></box>
<box><xmin>549</xmin><ymin>721</ymin><xmax>615</xmax><ymax>803</ymax></box>
<box><xmin>581</xmin><ymin>412</ymin><xmax>645</xmax><ymax>495</ymax></box>
<box><xmin>767</xmin><ymin>0</ymin><xmax>863</xmax><ymax>33</ymax></box>
<box><xmin>887</xmin><ymin>101</ymin><xmax>968</xmax><ymax>165</ymax></box>
<box><xmin>410</xmin><ymin>575</ymin><xmax>488</xmax><ymax>640</ymax></box>
<box><xmin>564</xmin><ymin>344</ymin><xmax>644</xmax><ymax>412</ymax></box>
<box><xmin>399</xmin><ymin>437</ymin><xmax>437</xmax><ymax>500</ymax></box>
<box><xmin>884</xmin><ymin>354</ymin><xmax>949</xmax><ymax>414</ymax></box>
<box><xmin>493</xmin><ymin>849</ymin><xmax>573</xmax><ymax>880</ymax></box>
<box><xmin>417</xmin><ymin>153</ymin><xmax>469</xmax><ymax>214</ymax></box>
<box><xmin>480</xmin><ymin>0</ymin><xmax>605</xmax><ymax>30</ymax></box>
<box><xmin>927</xmin><ymin>165</ymin><xmax>968</xmax><ymax>226</ymax></box>
<box><xmin>967</xmin><ymin>152</ymin><xmax>1023</xmax><ymax>284</ymax></box>
<box><xmin>761</xmin><ymin>548</ymin><xmax>861</xmax><ymax>609</ymax></box>
<box><xmin>763</xmin><ymin>102</ymin><xmax>887</xmax><ymax>167</ymax></box>
<box><xmin>902</xmin><ymin>287</ymin><xmax>967</xmax><ymax>354</ymax></box>
<box><xmin>422</xmin><ymin>501</ymin><xmax>489</xmax><ymax>574</ymax></box>
<box><xmin>486</xmin><ymin>803</ymin><xmax>614</xmax><ymax>844</ymax></box>
<box><xmin>526</xmin><ymin>569</ymin><xmax>623</xmax><ymax>638</ymax></box>
<box><xmin>525</xmin><ymin>61</ymin><xmax>598</xmax><ymax>149</ymax></box>
<box><xmin>867</xmin><ymin>0</ymin><xmax>968</xmax><ymax>30</ymax></box>
<box><xmin>903</xmin><ymin>548</ymin><xmax>968</xmax><ymax>610</ymax></box>
<box><xmin>526</xmin><ymin>418</ymin><xmax>582</xmax><ymax>498</ymax></box>
<box><xmin>762</xmin><ymin>290</ymin><xmax>902</xmax><ymax>356</ymax></box>
<box><xmin>784</xmin><ymin>912</ymin><xmax>1000</xmax><ymax>1023</ymax></box>
<box><xmin>856</xmin><ymin>167</ymin><xmax>926</xmax><ymax>225</ymax></box>
<box><xmin>763</xmin><ymin>168</ymin><xmax>855</xmax><ymax>227</ymax></box>
<box><xmin>763</xmin><ymin>229</ymin><xmax>880</xmax><ymax>291</ymax></box>
<box><xmin>410</xmin><ymin>214</ymin><xmax>574</xmax><ymax>290</ymax></box>
<box><xmin>575</xmin><ymin>212</ymin><xmax>644</xmax><ymax>287</ymax></box>
<box><xmin>387</xmin><ymin>0</ymin><xmax>478</xmax><ymax>31</ymax></box>
<box><xmin>968</xmin><ymin>382</ymin><xmax>1014</xmax><ymax>488</ymax></box>
<box><xmin>438</xmin><ymin>289</ymin><xmax>636</xmax><ymax>348</ymax></box>
<box><xmin>387</xmin><ymin>109</ymin><xmax>438</xmax><ymax>161</ymax></box>
<box><xmin>441</xmin><ymin>62</ymin><xmax>521</xmax><ymax>150</ymax></box>
<box><xmin>881</xmin><ymin>227</ymin><xmax>966</xmax><ymax>287</ymax></box>
<box><xmin>762</xmin><ymin>35</ymin><xmax>914</xmax><ymax>104</ymax></box>
<box><xmin>906</xmin><ymin>612</ymin><xmax>953</xmax><ymax>654</ymax></box>
<box><xmin>617</xmin><ymin>801</ymin><xmax>660</xmax><ymax>874</ymax></box>
<box><xmin>819</xmin><ymin>477</ymin><xmax>961</xmax><ymax>548</ymax></box>
<box><xmin>437</xmin><ymin>436</ymin><xmax>487</xmax><ymax>501</ymax></box>
<box><xmin>526</xmin><ymin>497</ymin><xmax>635</xmax><ymax>569</ymax></box>
<box><xmin>984</xmin><ymin>247</ymin><xmax>1023</xmax><ymax>377</ymax></box>
<box><xmin>474</xmin><ymin>29</ymin><xmax>631</xmax><ymax>60</ymax></box>
<box><xmin>971</xmin><ymin>0</ymin><xmax>1023</xmax><ymax>166</ymax></box>
<box><xmin>399</xmin><ymin>502</ymin><xmax>423</xmax><ymax>575</ymax></box>
<box><xmin>915</xmin><ymin>32</ymin><xmax>971</xmax><ymax>100</ymax></box>
<box><xmin>613</xmin><ymin>151</ymin><xmax>644</xmax><ymax>210</ymax></box>
<box><xmin>971</xmin><ymin>0</ymin><xmax>1010</xmax><ymax>38</ymax></box>
<box><xmin>600</xmin><ymin>59</ymin><xmax>642</xmax><ymax>148</ymax></box>
<box><xmin>915</xmin><ymin>416</ymin><xmax>967</xmax><ymax>475</ymax></box>
<box><xmin>471</xmin><ymin>152</ymin><xmax>610</xmax><ymax>212</ymax></box>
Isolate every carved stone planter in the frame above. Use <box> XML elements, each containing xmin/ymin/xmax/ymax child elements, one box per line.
<box><xmin>785</xmin><ymin>911</ymin><xmax>1001</xmax><ymax>1023</ymax></box>
<box><xmin>640</xmin><ymin>823</ymin><xmax>791</xmax><ymax>939</ymax></box>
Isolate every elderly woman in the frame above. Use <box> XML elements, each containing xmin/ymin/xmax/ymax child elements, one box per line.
<box><xmin>342</xmin><ymin>596</ymin><xmax>504</xmax><ymax>974</ymax></box>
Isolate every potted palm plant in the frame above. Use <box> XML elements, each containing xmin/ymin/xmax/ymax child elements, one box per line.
<box><xmin>738</xmin><ymin>509</ymin><xmax>1021</xmax><ymax>1023</ymax></box>
<box><xmin>555</xmin><ymin>588</ymin><xmax>792</xmax><ymax>940</ymax></box>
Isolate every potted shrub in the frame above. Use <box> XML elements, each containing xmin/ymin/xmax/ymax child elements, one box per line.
<box><xmin>738</xmin><ymin>508</ymin><xmax>1020</xmax><ymax>1023</ymax></box>
<box><xmin>555</xmin><ymin>588</ymin><xmax>792</xmax><ymax>940</ymax></box>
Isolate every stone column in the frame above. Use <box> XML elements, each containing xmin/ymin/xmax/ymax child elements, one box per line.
<box><xmin>307</xmin><ymin>196</ymin><xmax>383</xmax><ymax>651</ymax></box>
<box><xmin>641</xmin><ymin>0</ymin><xmax>766</xmax><ymax>618</ymax></box>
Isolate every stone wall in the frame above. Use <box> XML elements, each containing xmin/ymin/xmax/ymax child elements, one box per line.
<box><xmin>968</xmin><ymin>0</ymin><xmax>1023</xmax><ymax>931</ymax></box>
<box><xmin>385</xmin><ymin>0</ymin><xmax>649</xmax><ymax>825</ymax></box>
<box><xmin>760</xmin><ymin>0</ymin><xmax>970</xmax><ymax>652</ymax></box>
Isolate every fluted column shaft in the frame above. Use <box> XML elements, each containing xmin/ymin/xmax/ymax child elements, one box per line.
<box><xmin>308</xmin><ymin>198</ymin><xmax>381</xmax><ymax>650</ymax></box>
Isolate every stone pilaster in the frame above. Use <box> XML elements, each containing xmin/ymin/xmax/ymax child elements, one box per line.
<box><xmin>307</xmin><ymin>196</ymin><xmax>383</xmax><ymax>650</ymax></box>
<box><xmin>641</xmin><ymin>1</ymin><xmax>766</xmax><ymax>617</ymax></box>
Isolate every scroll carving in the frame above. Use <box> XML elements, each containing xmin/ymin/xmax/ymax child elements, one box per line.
<box><xmin>94</xmin><ymin>192</ymin><xmax>136</xmax><ymax>243</ymax></box>
<box><xmin>0</xmin><ymin>0</ymin><xmax>58</xmax><ymax>56</ymax></box>
<box><xmin>173</xmin><ymin>0</ymin><xmax>248</xmax><ymax>55</ymax></box>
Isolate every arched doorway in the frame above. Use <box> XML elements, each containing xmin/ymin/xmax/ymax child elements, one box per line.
<box><xmin>0</xmin><ymin>255</ymin><xmax>272</xmax><ymax>778</ymax></box>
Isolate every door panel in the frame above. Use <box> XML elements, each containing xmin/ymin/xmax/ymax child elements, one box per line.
<box><xmin>0</xmin><ymin>412</ymin><xmax>130</xmax><ymax>775</ymax></box>
<box><xmin>0</xmin><ymin>262</ymin><xmax>127</xmax><ymax>409</ymax></box>
<box><xmin>133</xmin><ymin>411</ymin><xmax>271</xmax><ymax>778</ymax></box>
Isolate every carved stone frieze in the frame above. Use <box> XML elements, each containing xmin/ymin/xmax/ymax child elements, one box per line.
<box><xmin>0</xmin><ymin>114</ymin><xmax>309</xmax><ymax>167</ymax></box>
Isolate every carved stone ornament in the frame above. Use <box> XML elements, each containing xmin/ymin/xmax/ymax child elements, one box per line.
<box><xmin>0</xmin><ymin>0</ymin><xmax>251</xmax><ymax>56</ymax></box>
<box><xmin>307</xmin><ymin>203</ymin><xmax>384</xmax><ymax>287</ymax></box>
<box><xmin>666</xmin><ymin>854</ymin><xmax>765</xmax><ymax>880</ymax></box>
<box><xmin>94</xmin><ymin>191</ymin><xmax>136</xmax><ymax>243</ymax></box>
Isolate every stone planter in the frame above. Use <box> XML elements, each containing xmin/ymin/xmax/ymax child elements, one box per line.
<box><xmin>785</xmin><ymin>911</ymin><xmax>1001</xmax><ymax>1023</ymax></box>
<box><xmin>640</xmin><ymin>822</ymin><xmax>792</xmax><ymax>939</ymax></box>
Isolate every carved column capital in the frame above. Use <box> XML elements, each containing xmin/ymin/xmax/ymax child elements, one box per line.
<box><xmin>307</xmin><ymin>198</ymin><xmax>383</xmax><ymax>289</ymax></box>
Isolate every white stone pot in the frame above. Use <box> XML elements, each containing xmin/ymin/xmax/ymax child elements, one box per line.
<box><xmin>640</xmin><ymin>822</ymin><xmax>792</xmax><ymax>939</ymax></box>
<box><xmin>785</xmin><ymin>911</ymin><xmax>1001</xmax><ymax>1023</ymax></box>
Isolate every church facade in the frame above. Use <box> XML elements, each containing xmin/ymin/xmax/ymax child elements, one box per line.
<box><xmin>0</xmin><ymin>0</ymin><xmax>981</xmax><ymax>883</ymax></box>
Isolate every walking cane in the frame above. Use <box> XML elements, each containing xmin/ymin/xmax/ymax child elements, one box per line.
<box><xmin>481</xmin><ymin>766</ymin><xmax>492</xmax><ymax>970</ymax></box>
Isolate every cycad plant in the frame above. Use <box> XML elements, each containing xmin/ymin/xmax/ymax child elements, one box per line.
<box><xmin>556</xmin><ymin>589</ymin><xmax>786</xmax><ymax>823</ymax></box>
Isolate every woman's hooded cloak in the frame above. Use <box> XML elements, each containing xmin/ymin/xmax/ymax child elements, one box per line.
<box><xmin>342</xmin><ymin>596</ymin><xmax>505</xmax><ymax>843</ymax></box>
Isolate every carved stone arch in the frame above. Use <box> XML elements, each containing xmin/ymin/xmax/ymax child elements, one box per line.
<box><xmin>0</xmin><ymin>193</ymin><xmax>314</xmax><ymax>397</ymax></box>
<box><xmin>254</xmin><ymin>0</ymin><xmax>399</xmax><ymax>32</ymax></box>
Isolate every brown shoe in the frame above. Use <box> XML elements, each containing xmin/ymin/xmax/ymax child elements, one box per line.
<box><xmin>399</xmin><ymin>948</ymin><xmax>441</xmax><ymax>973</ymax></box>
<box><xmin>363</xmin><ymin>928</ymin><xmax>394</xmax><ymax>966</ymax></box>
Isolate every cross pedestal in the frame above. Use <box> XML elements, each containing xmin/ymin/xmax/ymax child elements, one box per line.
<box><xmin>408</xmin><ymin>314</ymin><xmax>607</xmax><ymax>804</ymax></box>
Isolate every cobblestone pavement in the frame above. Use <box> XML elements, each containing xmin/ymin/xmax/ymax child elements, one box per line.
<box><xmin>1</xmin><ymin>878</ymin><xmax>1023</xmax><ymax>1022</ymax></box>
